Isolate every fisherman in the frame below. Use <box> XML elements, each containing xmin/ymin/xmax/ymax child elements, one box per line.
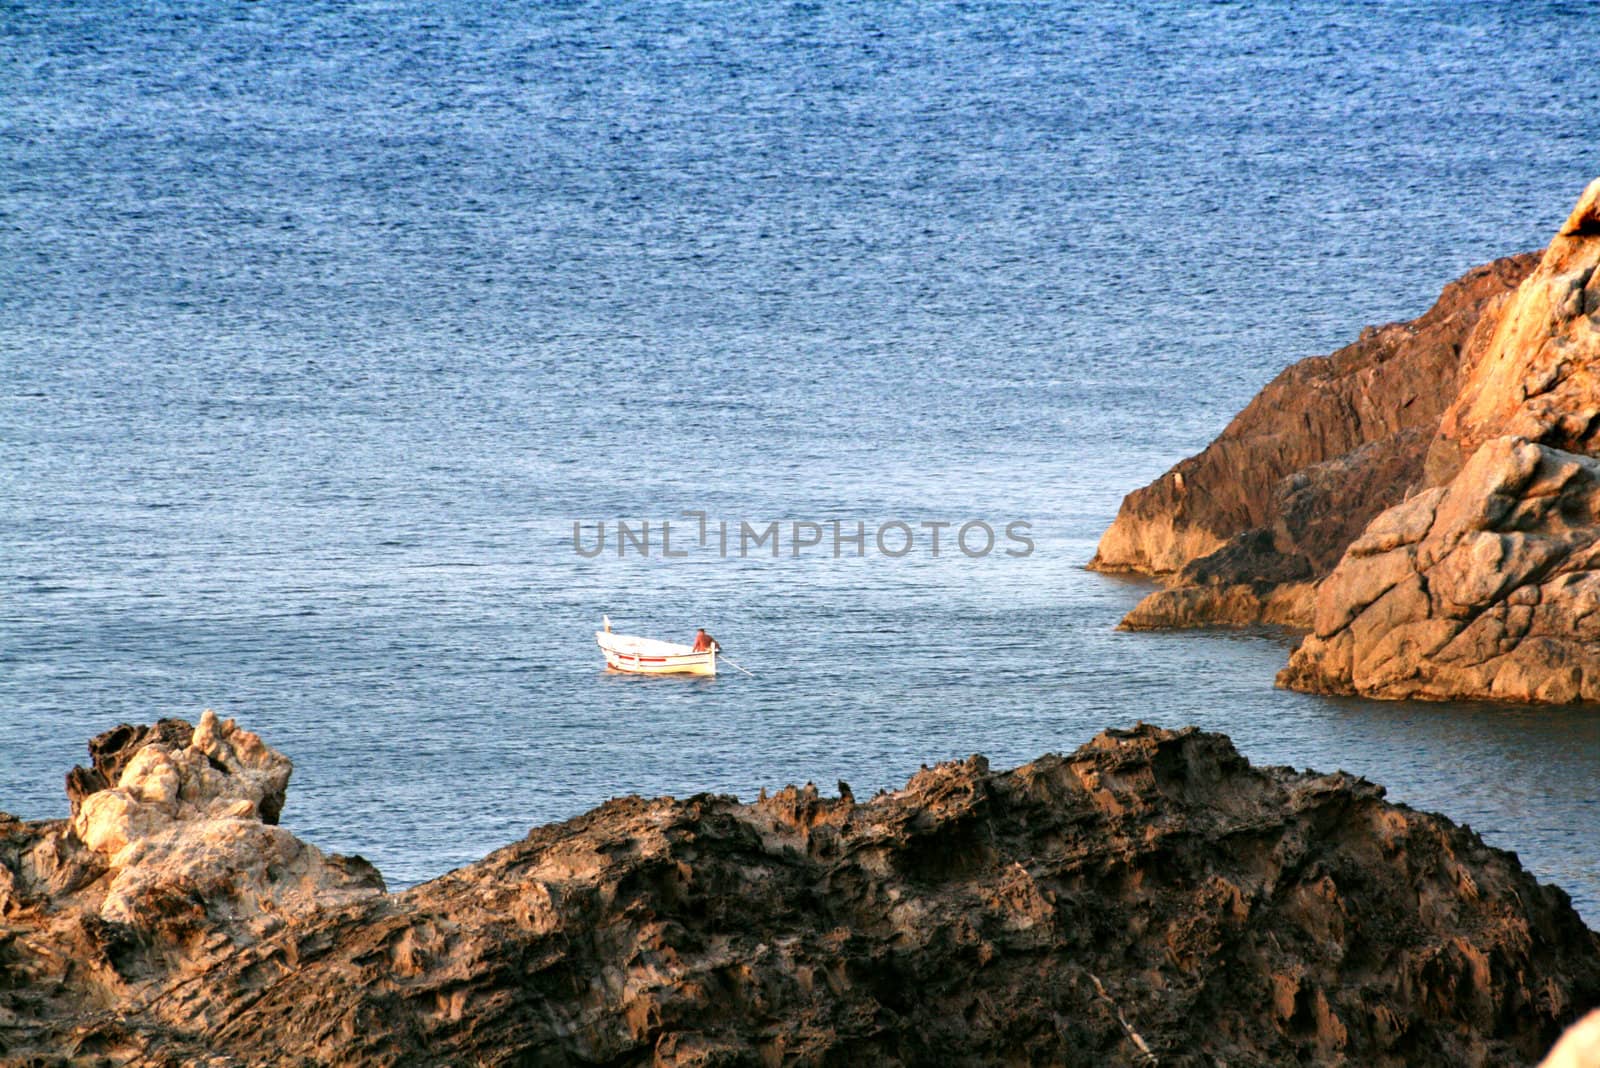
<box><xmin>691</xmin><ymin>628</ymin><xmax>719</xmax><ymax>652</ymax></box>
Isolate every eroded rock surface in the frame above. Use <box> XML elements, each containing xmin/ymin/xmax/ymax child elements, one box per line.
<box><xmin>0</xmin><ymin>712</ymin><xmax>385</xmax><ymax>1062</ymax></box>
<box><xmin>1280</xmin><ymin>436</ymin><xmax>1600</xmax><ymax>701</ymax></box>
<box><xmin>1118</xmin><ymin>527</ymin><xmax>1315</xmax><ymax>630</ymax></box>
<box><xmin>3</xmin><ymin>719</ymin><xmax>1597</xmax><ymax>1066</ymax></box>
<box><xmin>1276</xmin><ymin>180</ymin><xmax>1600</xmax><ymax>702</ymax></box>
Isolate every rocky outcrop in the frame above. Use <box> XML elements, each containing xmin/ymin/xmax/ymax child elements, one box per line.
<box><xmin>1098</xmin><ymin>179</ymin><xmax>1600</xmax><ymax>703</ymax></box>
<box><xmin>0</xmin><ymin>712</ymin><xmax>385</xmax><ymax>1060</ymax></box>
<box><xmin>4</xmin><ymin>718</ymin><xmax>1598</xmax><ymax>1065</ymax></box>
<box><xmin>1118</xmin><ymin>528</ymin><xmax>1315</xmax><ymax>630</ymax></box>
<box><xmin>1280</xmin><ymin>436</ymin><xmax>1600</xmax><ymax>701</ymax></box>
<box><xmin>1275</xmin><ymin>180</ymin><xmax>1600</xmax><ymax>701</ymax></box>
<box><xmin>64</xmin><ymin>719</ymin><xmax>199</xmax><ymax>819</ymax></box>
<box><xmin>1118</xmin><ymin>580</ymin><xmax>1313</xmax><ymax>630</ymax></box>
<box><xmin>1090</xmin><ymin>252</ymin><xmax>1537</xmax><ymax>585</ymax></box>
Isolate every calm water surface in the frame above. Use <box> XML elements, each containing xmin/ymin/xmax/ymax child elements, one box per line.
<box><xmin>3</xmin><ymin>2</ymin><xmax>1600</xmax><ymax>915</ymax></box>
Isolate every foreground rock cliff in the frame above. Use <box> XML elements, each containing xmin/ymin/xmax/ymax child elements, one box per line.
<box><xmin>4</xmin><ymin>716</ymin><xmax>1599</xmax><ymax>1066</ymax></box>
<box><xmin>1095</xmin><ymin>178</ymin><xmax>1600</xmax><ymax>703</ymax></box>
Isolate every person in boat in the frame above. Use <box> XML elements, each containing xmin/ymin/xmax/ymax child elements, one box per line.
<box><xmin>691</xmin><ymin>628</ymin><xmax>720</xmax><ymax>653</ymax></box>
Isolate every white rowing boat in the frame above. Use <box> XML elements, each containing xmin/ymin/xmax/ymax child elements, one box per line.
<box><xmin>595</xmin><ymin>617</ymin><xmax>717</xmax><ymax>676</ymax></box>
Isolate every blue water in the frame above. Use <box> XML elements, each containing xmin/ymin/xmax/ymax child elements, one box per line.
<box><xmin>4</xmin><ymin>2</ymin><xmax>1600</xmax><ymax>915</ymax></box>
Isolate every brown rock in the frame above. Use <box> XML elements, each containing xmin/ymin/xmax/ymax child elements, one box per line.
<box><xmin>2</xmin><ymin>720</ymin><xmax>1597</xmax><ymax>1066</ymax></box>
<box><xmin>1558</xmin><ymin>178</ymin><xmax>1600</xmax><ymax>238</ymax></box>
<box><xmin>65</xmin><ymin>718</ymin><xmax>195</xmax><ymax>818</ymax></box>
<box><xmin>1119</xmin><ymin>528</ymin><xmax>1315</xmax><ymax>629</ymax></box>
<box><xmin>0</xmin><ymin>712</ymin><xmax>385</xmax><ymax>1063</ymax></box>
<box><xmin>1118</xmin><ymin>579</ymin><xmax>1313</xmax><ymax>630</ymax></box>
<box><xmin>1281</xmin><ymin>437</ymin><xmax>1600</xmax><ymax>702</ymax></box>
<box><xmin>1101</xmin><ymin>178</ymin><xmax>1600</xmax><ymax>703</ymax></box>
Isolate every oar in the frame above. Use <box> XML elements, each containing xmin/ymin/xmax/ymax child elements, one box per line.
<box><xmin>718</xmin><ymin>652</ymin><xmax>755</xmax><ymax>677</ymax></box>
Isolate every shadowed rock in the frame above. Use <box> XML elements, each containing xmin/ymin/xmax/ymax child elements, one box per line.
<box><xmin>2</xmin><ymin>718</ymin><xmax>1597</xmax><ymax>1065</ymax></box>
<box><xmin>1118</xmin><ymin>527</ymin><xmax>1315</xmax><ymax>630</ymax></box>
<box><xmin>1</xmin><ymin>711</ymin><xmax>385</xmax><ymax>1064</ymax></box>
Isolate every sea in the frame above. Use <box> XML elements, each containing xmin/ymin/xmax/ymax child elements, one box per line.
<box><xmin>4</xmin><ymin>1</ymin><xmax>1599</xmax><ymax>916</ymax></box>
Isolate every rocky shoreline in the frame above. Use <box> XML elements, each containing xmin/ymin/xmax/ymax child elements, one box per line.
<box><xmin>1093</xmin><ymin>179</ymin><xmax>1600</xmax><ymax>704</ymax></box>
<box><xmin>3</xmin><ymin>714</ymin><xmax>1599</xmax><ymax>1065</ymax></box>
<box><xmin>8</xmin><ymin>184</ymin><xmax>1600</xmax><ymax>1065</ymax></box>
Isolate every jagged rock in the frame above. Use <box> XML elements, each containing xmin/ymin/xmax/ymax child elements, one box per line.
<box><xmin>2</xmin><ymin>720</ymin><xmax>1597</xmax><ymax>1065</ymax></box>
<box><xmin>1098</xmin><ymin>179</ymin><xmax>1600</xmax><ymax>703</ymax></box>
<box><xmin>1090</xmin><ymin>253</ymin><xmax>1536</xmax><ymax>579</ymax></box>
<box><xmin>71</xmin><ymin>710</ymin><xmax>289</xmax><ymax>853</ymax></box>
<box><xmin>72</xmin><ymin>710</ymin><xmax>381</xmax><ymax>931</ymax></box>
<box><xmin>1280</xmin><ymin>436</ymin><xmax>1600</xmax><ymax>701</ymax></box>
<box><xmin>65</xmin><ymin>718</ymin><xmax>194</xmax><ymax>818</ymax></box>
<box><xmin>1273</xmin><ymin>180</ymin><xmax>1600</xmax><ymax>703</ymax></box>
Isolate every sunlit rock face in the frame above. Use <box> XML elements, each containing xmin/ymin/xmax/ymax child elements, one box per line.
<box><xmin>1090</xmin><ymin>254</ymin><xmax>1535</xmax><ymax>584</ymax></box>
<box><xmin>71</xmin><ymin>709</ymin><xmax>290</xmax><ymax>855</ymax></box>
<box><xmin>1281</xmin><ymin>437</ymin><xmax>1600</xmax><ymax>701</ymax></box>
<box><xmin>1281</xmin><ymin>181</ymin><xmax>1600</xmax><ymax>703</ymax></box>
<box><xmin>1429</xmin><ymin>178</ymin><xmax>1600</xmax><ymax>483</ymax></box>
<box><xmin>62</xmin><ymin>708</ymin><xmax>382</xmax><ymax>930</ymax></box>
<box><xmin>0</xmin><ymin>711</ymin><xmax>384</xmax><ymax>1065</ymax></box>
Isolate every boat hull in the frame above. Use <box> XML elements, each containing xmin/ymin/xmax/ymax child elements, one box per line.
<box><xmin>596</xmin><ymin>630</ymin><xmax>716</xmax><ymax>676</ymax></box>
